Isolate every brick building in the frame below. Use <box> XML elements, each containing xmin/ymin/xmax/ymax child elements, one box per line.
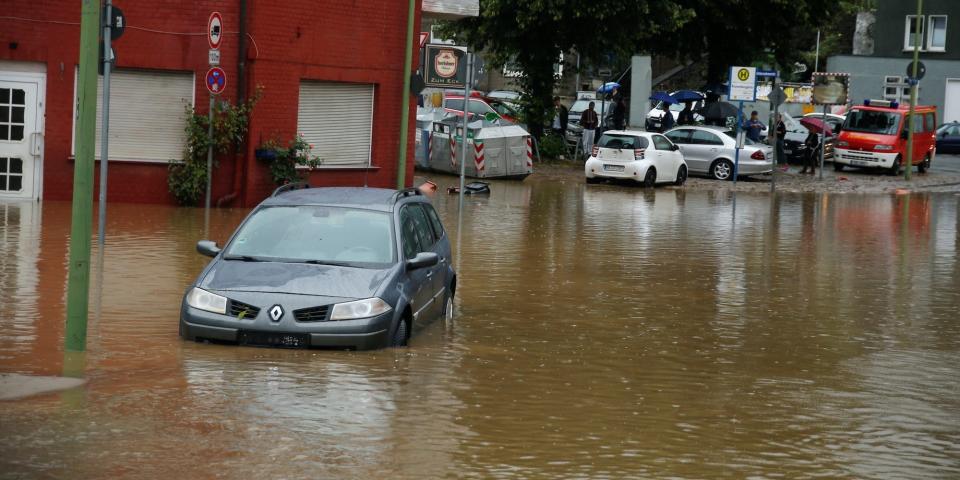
<box><xmin>1</xmin><ymin>0</ymin><xmax>442</xmax><ymax>206</ymax></box>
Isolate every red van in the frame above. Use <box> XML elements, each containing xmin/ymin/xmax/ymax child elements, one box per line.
<box><xmin>834</xmin><ymin>100</ymin><xmax>938</xmax><ymax>175</ymax></box>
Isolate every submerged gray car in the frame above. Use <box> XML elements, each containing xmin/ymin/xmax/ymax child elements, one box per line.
<box><xmin>180</xmin><ymin>185</ymin><xmax>456</xmax><ymax>350</ymax></box>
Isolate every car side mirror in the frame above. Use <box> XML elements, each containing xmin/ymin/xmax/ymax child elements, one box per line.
<box><xmin>671</xmin><ymin>144</ymin><xmax>680</xmax><ymax>151</ymax></box>
<box><xmin>406</xmin><ymin>252</ymin><xmax>439</xmax><ymax>270</ymax></box>
<box><xmin>197</xmin><ymin>240</ymin><xmax>221</xmax><ymax>258</ymax></box>
<box><xmin>901</xmin><ymin>130</ymin><xmax>909</xmax><ymax>140</ymax></box>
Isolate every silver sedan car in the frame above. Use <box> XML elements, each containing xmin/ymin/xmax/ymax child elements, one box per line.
<box><xmin>665</xmin><ymin>125</ymin><xmax>773</xmax><ymax>180</ymax></box>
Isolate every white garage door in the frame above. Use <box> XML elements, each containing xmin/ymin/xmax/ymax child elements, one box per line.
<box><xmin>945</xmin><ymin>79</ymin><xmax>960</xmax><ymax>124</ymax></box>
<box><xmin>298</xmin><ymin>81</ymin><xmax>374</xmax><ymax>166</ymax></box>
<box><xmin>74</xmin><ymin>69</ymin><xmax>194</xmax><ymax>162</ymax></box>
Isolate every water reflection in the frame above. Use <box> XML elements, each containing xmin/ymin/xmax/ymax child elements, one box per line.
<box><xmin>0</xmin><ymin>183</ymin><xmax>958</xmax><ymax>478</ymax></box>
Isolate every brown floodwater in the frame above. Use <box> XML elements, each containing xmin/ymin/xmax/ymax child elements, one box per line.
<box><xmin>1</xmin><ymin>177</ymin><xmax>959</xmax><ymax>479</ymax></box>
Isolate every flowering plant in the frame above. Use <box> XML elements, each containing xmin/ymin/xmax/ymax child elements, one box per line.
<box><xmin>257</xmin><ymin>133</ymin><xmax>323</xmax><ymax>185</ymax></box>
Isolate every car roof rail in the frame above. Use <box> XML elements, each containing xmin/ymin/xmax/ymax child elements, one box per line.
<box><xmin>271</xmin><ymin>182</ymin><xmax>311</xmax><ymax>197</ymax></box>
<box><xmin>391</xmin><ymin>187</ymin><xmax>423</xmax><ymax>204</ymax></box>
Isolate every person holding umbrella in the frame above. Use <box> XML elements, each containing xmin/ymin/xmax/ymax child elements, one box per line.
<box><xmin>798</xmin><ymin>117</ymin><xmax>832</xmax><ymax>175</ymax></box>
<box><xmin>677</xmin><ymin>102</ymin><xmax>695</xmax><ymax>125</ymax></box>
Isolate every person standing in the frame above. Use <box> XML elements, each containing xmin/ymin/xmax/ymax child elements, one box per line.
<box><xmin>612</xmin><ymin>95</ymin><xmax>627</xmax><ymax>130</ymax></box>
<box><xmin>580</xmin><ymin>101</ymin><xmax>599</xmax><ymax>158</ymax></box>
<box><xmin>800</xmin><ymin>130</ymin><xmax>818</xmax><ymax>175</ymax></box>
<box><xmin>744</xmin><ymin>110</ymin><xmax>764</xmax><ymax>142</ymax></box>
<box><xmin>552</xmin><ymin>96</ymin><xmax>568</xmax><ymax>138</ymax></box>
<box><xmin>775</xmin><ymin>114</ymin><xmax>787</xmax><ymax>168</ymax></box>
<box><xmin>660</xmin><ymin>107</ymin><xmax>675</xmax><ymax>132</ymax></box>
<box><xmin>677</xmin><ymin>102</ymin><xmax>695</xmax><ymax>126</ymax></box>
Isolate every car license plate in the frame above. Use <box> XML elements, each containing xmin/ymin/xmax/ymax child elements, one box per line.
<box><xmin>603</xmin><ymin>164</ymin><xmax>625</xmax><ymax>172</ymax></box>
<box><xmin>239</xmin><ymin>331</ymin><xmax>309</xmax><ymax>348</ymax></box>
<box><xmin>784</xmin><ymin>149</ymin><xmax>792</xmax><ymax>154</ymax></box>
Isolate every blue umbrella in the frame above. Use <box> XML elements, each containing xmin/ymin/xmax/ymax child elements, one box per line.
<box><xmin>672</xmin><ymin>90</ymin><xmax>704</xmax><ymax>102</ymax></box>
<box><xmin>649</xmin><ymin>91</ymin><xmax>678</xmax><ymax>104</ymax></box>
<box><xmin>597</xmin><ymin>82</ymin><xmax>621</xmax><ymax>94</ymax></box>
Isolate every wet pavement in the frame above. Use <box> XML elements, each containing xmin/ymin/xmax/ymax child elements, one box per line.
<box><xmin>1</xmin><ymin>178</ymin><xmax>959</xmax><ymax>479</ymax></box>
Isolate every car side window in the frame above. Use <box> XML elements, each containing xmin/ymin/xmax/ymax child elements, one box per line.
<box><xmin>690</xmin><ymin>130</ymin><xmax>723</xmax><ymax>145</ymax></box>
<box><xmin>665</xmin><ymin>129</ymin><xmax>691</xmax><ymax>144</ymax></box>
<box><xmin>652</xmin><ymin>135</ymin><xmax>673</xmax><ymax>151</ymax></box>
<box><xmin>399</xmin><ymin>208</ymin><xmax>422</xmax><ymax>260</ymax></box>
<box><xmin>408</xmin><ymin>205</ymin><xmax>436</xmax><ymax>252</ymax></box>
<box><xmin>925</xmin><ymin>113</ymin><xmax>936</xmax><ymax>132</ymax></box>
<box><xmin>423</xmin><ymin>203</ymin><xmax>445</xmax><ymax>240</ymax></box>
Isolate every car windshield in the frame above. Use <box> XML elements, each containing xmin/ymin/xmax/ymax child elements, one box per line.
<box><xmin>224</xmin><ymin>206</ymin><xmax>394</xmax><ymax>266</ymax></box>
<box><xmin>571</xmin><ymin>99</ymin><xmax>611</xmax><ymax>114</ymax></box>
<box><xmin>488</xmin><ymin>100</ymin><xmax>517</xmax><ymax>117</ymax></box>
<box><xmin>598</xmin><ymin>134</ymin><xmax>649</xmax><ymax>150</ymax></box>
<box><xmin>722</xmin><ymin>130</ymin><xmax>758</xmax><ymax>145</ymax></box>
<box><xmin>843</xmin><ymin>110</ymin><xmax>901</xmax><ymax>135</ymax></box>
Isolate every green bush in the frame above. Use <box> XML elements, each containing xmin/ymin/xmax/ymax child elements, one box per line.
<box><xmin>258</xmin><ymin>135</ymin><xmax>323</xmax><ymax>186</ymax></box>
<box><xmin>538</xmin><ymin>134</ymin><xmax>567</xmax><ymax>159</ymax></box>
<box><xmin>167</xmin><ymin>89</ymin><xmax>261</xmax><ymax>206</ymax></box>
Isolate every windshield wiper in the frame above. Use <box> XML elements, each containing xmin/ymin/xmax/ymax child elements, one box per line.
<box><xmin>222</xmin><ymin>254</ymin><xmax>266</xmax><ymax>262</ymax></box>
<box><xmin>300</xmin><ymin>259</ymin><xmax>354</xmax><ymax>267</ymax></box>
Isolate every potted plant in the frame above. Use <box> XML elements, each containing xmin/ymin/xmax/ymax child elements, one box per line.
<box><xmin>257</xmin><ymin>134</ymin><xmax>322</xmax><ymax>185</ymax></box>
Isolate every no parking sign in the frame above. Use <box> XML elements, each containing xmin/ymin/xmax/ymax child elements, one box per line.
<box><xmin>205</xmin><ymin>67</ymin><xmax>226</xmax><ymax>95</ymax></box>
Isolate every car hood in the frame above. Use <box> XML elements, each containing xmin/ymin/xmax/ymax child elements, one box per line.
<box><xmin>199</xmin><ymin>260</ymin><xmax>396</xmax><ymax>299</ymax></box>
<box><xmin>839</xmin><ymin>131</ymin><xmax>896</xmax><ymax>145</ymax></box>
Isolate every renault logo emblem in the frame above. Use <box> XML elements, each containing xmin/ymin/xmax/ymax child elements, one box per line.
<box><xmin>269</xmin><ymin>305</ymin><xmax>284</xmax><ymax>322</ymax></box>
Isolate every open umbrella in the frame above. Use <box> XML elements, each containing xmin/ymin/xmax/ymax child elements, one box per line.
<box><xmin>701</xmin><ymin>101</ymin><xmax>739</xmax><ymax>120</ymax></box>
<box><xmin>800</xmin><ymin>116</ymin><xmax>834</xmax><ymax>136</ymax></box>
<box><xmin>597</xmin><ymin>82</ymin><xmax>621</xmax><ymax>94</ymax></box>
<box><xmin>649</xmin><ymin>91</ymin><xmax>677</xmax><ymax>105</ymax></box>
<box><xmin>672</xmin><ymin>90</ymin><xmax>704</xmax><ymax>102</ymax></box>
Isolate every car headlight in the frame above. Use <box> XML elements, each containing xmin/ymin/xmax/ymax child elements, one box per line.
<box><xmin>186</xmin><ymin>287</ymin><xmax>227</xmax><ymax>314</ymax></box>
<box><xmin>837</xmin><ymin>141</ymin><xmax>849</xmax><ymax>147</ymax></box>
<box><xmin>874</xmin><ymin>144</ymin><xmax>894</xmax><ymax>151</ymax></box>
<box><xmin>330</xmin><ymin>298</ymin><xmax>392</xmax><ymax>321</ymax></box>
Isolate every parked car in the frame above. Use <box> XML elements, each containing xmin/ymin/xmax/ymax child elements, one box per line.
<box><xmin>486</xmin><ymin>89</ymin><xmax>522</xmax><ymax>105</ymax></box>
<box><xmin>180</xmin><ymin>185</ymin><xmax>456</xmax><ymax>350</ymax></box>
<box><xmin>834</xmin><ymin>100</ymin><xmax>938</xmax><ymax>175</ymax></box>
<box><xmin>646</xmin><ymin>93</ymin><xmax>705</xmax><ymax>131</ymax></box>
<box><xmin>566</xmin><ymin>97</ymin><xmax>615</xmax><ymax>146</ymax></box>
<box><xmin>936</xmin><ymin>121</ymin><xmax>960</xmax><ymax>154</ymax></box>
<box><xmin>664</xmin><ymin>125</ymin><xmax>773</xmax><ymax>180</ymax></box>
<box><xmin>585</xmin><ymin>130</ymin><xmax>687</xmax><ymax>187</ymax></box>
<box><xmin>444</xmin><ymin>95</ymin><xmax>517</xmax><ymax>123</ymax></box>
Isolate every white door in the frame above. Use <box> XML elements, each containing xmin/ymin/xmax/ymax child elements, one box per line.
<box><xmin>0</xmin><ymin>78</ymin><xmax>42</xmax><ymax>200</ymax></box>
<box><xmin>945</xmin><ymin>79</ymin><xmax>960</xmax><ymax>124</ymax></box>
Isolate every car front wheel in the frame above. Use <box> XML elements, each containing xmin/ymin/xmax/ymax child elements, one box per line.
<box><xmin>918</xmin><ymin>155</ymin><xmax>931</xmax><ymax>174</ymax></box>
<box><xmin>390</xmin><ymin>319</ymin><xmax>409</xmax><ymax>347</ymax></box>
<box><xmin>889</xmin><ymin>156</ymin><xmax>902</xmax><ymax>176</ymax></box>
<box><xmin>674</xmin><ymin>165</ymin><xmax>687</xmax><ymax>186</ymax></box>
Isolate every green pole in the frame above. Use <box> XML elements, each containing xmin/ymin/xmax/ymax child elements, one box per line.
<box><xmin>64</xmin><ymin>0</ymin><xmax>101</xmax><ymax>352</ymax></box>
<box><xmin>906</xmin><ymin>0</ymin><xmax>923</xmax><ymax>181</ymax></box>
<box><xmin>396</xmin><ymin>0</ymin><xmax>416</xmax><ymax>189</ymax></box>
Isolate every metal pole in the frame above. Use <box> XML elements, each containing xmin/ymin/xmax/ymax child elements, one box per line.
<box><xmin>771</xmin><ymin>77</ymin><xmax>780</xmax><ymax>194</ymax></box>
<box><xmin>459</xmin><ymin>53</ymin><xmax>473</xmax><ymax>214</ymax></box>
<box><xmin>396</xmin><ymin>0</ymin><xmax>417</xmax><ymax>188</ymax></box>
<box><xmin>65</xmin><ymin>0</ymin><xmax>101</xmax><ymax>352</ymax></box>
<box><xmin>733</xmin><ymin>100</ymin><xmax>743</xmax><ymax>185</ymax></box>
<box><xmin>205</xmin><ymin>95</ymin><xmax>214</xmax><ymax>212</ymax></box>
<box><xmin>97</xmin><ymin>0</ymin><xmax>112</xmax><ymax>246</ymax></box>
<box><xmin>814</xmin><ymin>29</ymin><xmax>820</xmax><ymax>73</ymax></box>
<box><xmin>819</xmin><ymin>105</ymin><xmax>827</xmax><ymax>180</ymax></box>
<box><xmin>906</xmin><ymin>0</ymin><xmax>923</xmax><ymax>181</ymax></box>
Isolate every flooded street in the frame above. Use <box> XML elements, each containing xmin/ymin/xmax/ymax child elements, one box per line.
<box><xmin>2</xmin><ymin>179</ymin><xmax>960</xmax><ymax>479</ymax></box>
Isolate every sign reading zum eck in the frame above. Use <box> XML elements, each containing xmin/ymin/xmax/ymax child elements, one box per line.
<box><xmin>425</xmin><ymin>44</ymin><xmax>468</xmax><ymax>88</ymax></box>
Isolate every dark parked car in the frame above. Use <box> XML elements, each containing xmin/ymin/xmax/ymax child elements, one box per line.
<box><xmin>180</xmin><ymin>185</ymin><xmax>456</xmax><ymax>350</ymax></box>
<box><xmin>937</xmin><ymin>122</ymin><xmax>960</xmax><ymax>154</ymax></box>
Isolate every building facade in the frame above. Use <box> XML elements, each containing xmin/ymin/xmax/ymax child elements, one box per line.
<box><xmin>829</xmin><ymin>0</ymin><xmax>960</xmax><ymax>124</ymax></box>
<box><xmin>1</xmin><ymin>0</ymin><xmax>438</xmax><ymax>206</ymax></box>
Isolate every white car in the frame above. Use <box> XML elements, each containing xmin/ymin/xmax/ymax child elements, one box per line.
<box><xmin>585</xmin><ymin>130</ymin><xmax>688</xmax><ymax>187</ymax></box>
<box><xmin>664</xmin><ymin>125</ymin><xmax>773</xmax><ymax>180</ymax></box>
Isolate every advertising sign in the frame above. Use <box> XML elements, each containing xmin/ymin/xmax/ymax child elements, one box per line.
<box><xmin>729</xmin><ymin>66</ymin><xmax>757</xmax><ymax>102</ymax></box>
<box><xmin>425</xmin><ymin>45</ymin><xmax>468</xmax><ymax>88</ymax></box>
<box><xmin>811</xmin><ymin>72</ymin><xmax>850</xmax><ymax>105</ymax></box>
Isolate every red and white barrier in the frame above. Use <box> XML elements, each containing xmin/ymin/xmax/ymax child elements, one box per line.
<box><xmin>450</xmin><ymin>134</ymin><xmax>457</xmax><ymax>168</ymax></box>
<box><xmin>525</xmin><ymin>136</ymin><xmax>534</xmax><ymax>169</ymax></box>
<box><xmin>474</xmin><ymin>140</ymin><xmax>485</xmax><ymax>173</ymax></box>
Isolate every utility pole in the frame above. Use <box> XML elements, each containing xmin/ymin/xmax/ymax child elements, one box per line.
<box><xmin>65</xmin><ymin>0</ymin><xmax>101</xmax><ymax>352</ymax></box>
<box><xmin>906</xmin><ymin>0</ymin><xmax>923</xmax><ymax>181</ymax></box>
<box><xmin>98</xmin><ymin>0</ymin><xmax>113</xmax><ymax>246</ymax></box>
<box><xmin>396</xmin><ymin>0</ymin><xmax>417</xmax><ymax>189</ymax></box>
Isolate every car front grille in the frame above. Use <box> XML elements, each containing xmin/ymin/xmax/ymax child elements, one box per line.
<box><xmin>228</xmin><ymin>300</ymin><xmax>260</xmax><ymax>319</ymax></box>
<box><xmin>294</xmin><ymin>305</ymin><xmax>331</xmax><ymax>322</ymax></box>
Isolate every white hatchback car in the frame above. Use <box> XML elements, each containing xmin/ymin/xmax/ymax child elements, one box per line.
<box><xmin>584</xmin><ymin>130</ymin><xmax>688</xmax><ymax>187</ymax></box>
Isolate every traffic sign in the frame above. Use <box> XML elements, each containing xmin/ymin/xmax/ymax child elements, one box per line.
<box><xmin>205</xmin><ymin>67</ymin><xmax>226</xmax><ymax>95</ymax></box>
<box><xmin>729</xmin><ymin>66</ymin><xmax>757</xmax><ymax>102</ymax></box>
<box><xmin>768</xmin><ymin>86</ymin><xmax>787</xmax><ymax>106</ymax></box>
<box><xmin>208</xmin><ymin>12</ymin><xmax>223</xmax><ymax>49</ymax></box>
<box><xmin>208</xmin><ymin>49</ymin><xmax>221</xmax><ymax>66</ymax></box>
<box><xmin>907</xmin><ymin>60</ymin><xmax>926</xmax><ymax>80</ymax></box>
<box><xmin>756</xmin><ymin>69</ymin><xmax>779</xmax><ymax>78</ymax></box>
<box><xmin>419</xmin><ymin>32</ymin><xmax>429</xmax><ymax>49</ymax></box>
<box><xmin>104</xmin><ymin>6</ymin><xmax>126</xmax><ymax>41</ymax></box>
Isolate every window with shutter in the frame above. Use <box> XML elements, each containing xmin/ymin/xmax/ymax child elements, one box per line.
<box><xmin>297</xmin><ymin>81</ymin><xmax>374</xmax><ymax>167</ymax></box>
<box><xmin>72</xmin><ymin>69</ymin><xmax>194</xmax><ymax>162</ymax></box>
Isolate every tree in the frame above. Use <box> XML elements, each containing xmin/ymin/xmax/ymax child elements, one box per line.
<box><xmin>651</xmin><ymin>0</ymin><xmax>841</xmax><ymax>84</ymax></box>
<box><xmin>441</xmin><ymin>0</ymin><xmax>691</xmax><ymax>138</ymax></box>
